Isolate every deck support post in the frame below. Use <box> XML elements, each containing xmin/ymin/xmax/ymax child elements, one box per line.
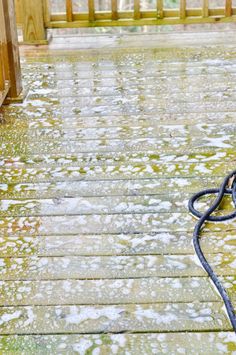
<box><xmin>2</xmin><ymin>0</ymin><xmax>23</xmax><ymax>102</ymax></box>
<box><xmin>22</xmin><ymin>0</ymin><xmax>49</xmax><ymax>44</ymax></box>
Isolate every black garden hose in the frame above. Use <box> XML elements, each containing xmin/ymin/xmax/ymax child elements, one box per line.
<box><xmin>188</xmin><ymin>170</ymin><xmax>236</xmax><ymax>332</ymax></box>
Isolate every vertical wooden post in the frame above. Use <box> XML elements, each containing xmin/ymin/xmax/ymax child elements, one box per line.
<box><xmin>88</xmin><ymin>0</ymin><xmax>95</xmax><ymax>22</ymax></box>
<box><xmin>0</xmin><ymin>57</ymin><xmax>5</xmax><ymax>92</ymax></box>
<box><xmin>225</xmin><ymin>0</ymin><xmax>232</xmax><ymax>17</ymax></box>
<box><xmin>15</xmin><ymin>0</ymin><xmax>23</xmax><ymax>26</ymax></box>
<box><xmin>157</xmin><ymin>0</ymin><xmax>163</xmax><ymax>19</ymax></box>
<box><xmin>134</xmin><ymin>0</ymin><xmax>140</xmax><ymax>20</ymax></box>
<box><xmin>0</xmin><ymin>1</ymin><xmax>6</xmax><ymax>92</ymax></box>
<box><xmin>2</xmin><ymin>0</ymin><xmax>22</xmax><ymax>98</ymax></box>
<box><xmin>202</xmin><ymin>0</ymin><xmax>209</xmax><ymax>18</ymax></box>
<box><xmin>66</xmin><ymin>0</ymin><xmax>73</xmax><ymax>22</ymax></box>
<box><xmin>0</xmin><ymin>0</ymin><xmax>8</xmax><ymax>89</ymax></box>
<box><xmin>111</xmin><ymin>0</ymin><xmax>118</xmax><ymax>20</ymax></box>
<box><xmin>22</xmin><ymin>0</ymin><xmax>47</xmax><ymax>44</ymax></box>
<box><xmin>180</xmin><ymin>0</ymin><xmax>186</xmax><ymax>19</ymax></box>
<box><xmin>43</xmin><ymin>0</ymin><xmax>51</xmax><ymax>26</ymax></box>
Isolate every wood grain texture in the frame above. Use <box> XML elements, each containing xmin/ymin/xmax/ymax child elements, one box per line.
<box><xmin>88</xmin><ymin>0</ymin><xmax>95</xmax><ymax>21</ymax></box>
<box><xmin>157</xmin><ymin>0</ymin><xmax>163</xmax><ymax>19</ymax></box>
<box><xmin>202</xmin><ymin>0</ymin><xmax>208</xmax><ymax>18</ymax></box>
<box><xmin>134</xmin><ymin>0</ymin><xmax>141</xmax><ymax>20</ymax></box>
<box><xmin>111</xmin><ymin>0</ymin><xmax>118</xmax><ymax>20</ymax></box>
<box><xmin>0</xmin><ymin>277</ymin><xmax>219</xmax><ymax>306</ymax></box>
<box><xmin>47</xmin><ymin>5</ymin><xmax>236</xmax><ymax>28</ymax></box>
<box><xmin>180</xmin><ymin>0</ymin><xmax>186</xmax><ymax>19</ymax></box>
<box><xmin>2</xmin><ymin>0</ymin><xmax>22</xmax><ymax>99</ymax></box>
<box><xmin>225</xmin><ymin>0</ymin><xmax>232</xmax><ymax>17</ymax></box>
<box><xmin>0</xmin><ymin>332</ymin><xmax>235</xmax><ymax>354</ymax></box>
<box><xmin>0</xmin><ymin>0</ymin><xmax>6</xmax><ymax>93</ymax></box>
<box><xmin>66</xmin><ymin>0</ymin><xmax>73</xmax><ymax>22</ymax></box>
<box><xmin>0</xmin><ymin>303</ymin><xmax>231</xmax><ymax>334</ymax></box>
<box><xmin>22</xmin><ymin>0</ymin><xmax>46</xmax><ymax>42</ymax></box>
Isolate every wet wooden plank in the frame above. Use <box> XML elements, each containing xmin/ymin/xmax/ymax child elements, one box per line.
<box><xmin>6</xmin><ymin>97</ymin><xmax>236</xmax><ymax>119</ymax></box>
<box><xmin>1</xmin><ymin>252</ymin><xmax>236</xmax><ymax>280</ymax></box>
<box><xmin>6</xmin><ymin>65</ymin><xmax>231</xmax><ymax>87</ymax></box>
<box><xmin>1</xmin><ymin>212</ymin><xmax>236</xmax><ymax>235</ymax></box>
<box><xmin>0</xmin><ymin>151</ymin><xmax>233</xmax><ymax>171</ymax></box>
<box><xmin>0</xmin><ymin>160</ymin><xmax>234</xmax><ymax>183</ymax></box>
<box><xmin>0</xmin><ymin>194</ymin><xmax>185</xmax><ymax>216</ymax></box>
<box><xmin>3</xmin><ymin>109</ymin><xmax>236</xmax><ymax>130</ymax></box>
<box><xmin>2</xmin><ymin>122</ymin><xmax>236</xmax><ymax>141</ymax></box>
<box><xmin>0</xmin><ymin>176</ymin><xmax>224</xmax><ymax>200</ymax></box>
<box><xmin>0</xmin><ymin>277</ymin><xmax>219</xmax><ymax>306</ymax></box>
<box><xmin>0</xmin><ymin>332</ymin><xmax>235</xmax><ymax>354</ymax></box>
<box><xmin>0</xmin><ymin>302</ymin><xmax>231</xmax><ymax>334</ymax></box>
<box><xmin>23</xmin><ymin>77</ymin><xmax>236</xmax><ymax>98</ymax></box>
<box><xmin>0</xmin><ymin>128</ymin><xmax>235</xmax><ymax>154</ymax></box>
<box><xmin>57</xmin><ymin>101</ymin><xmax>236</xmax><ymax>116</ymax></box>
<box><xmin>0</xmin><ymin>191</ymin><xmax>232</xmax><ymax>216</ymax></box>
<box><xmin>22</xmin><ymin>56</ymin><xmax>236</xmax><ymax>71</ymax></box>
<box><xmin>19</xmin><ymin>31</ymin><xmax>236</xmax><ymax>51</ymax></box>
<box><xmin>0</xmin><ymin>230</ymin><xmax>235</xmax><ymax>257</ymax></box>
<box><xmin>8</xmin><ymin>59</ymin><xmax>236</xmax><ymax>77</ymax></box>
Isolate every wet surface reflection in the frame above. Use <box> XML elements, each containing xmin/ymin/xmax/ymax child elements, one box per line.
<box><xmin>0</xmin><ymin>38</ymin><xmax>236</xmax><ymax>350</ymax></box>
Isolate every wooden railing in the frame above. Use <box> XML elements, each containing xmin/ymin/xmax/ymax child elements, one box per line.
<box><xmin>16</xmin><ymin>0</ymin><xmax>236</xmax><ymax>43</ymax></box>
<box><xmin>0</xmin><ymin>0</ymin><xmax>22</xmax><ymax>107</ymax></box>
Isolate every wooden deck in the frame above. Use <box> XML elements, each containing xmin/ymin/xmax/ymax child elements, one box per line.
<box><xmin>0</xmin><ymin>31</ymin><xmax>236</xmax><ymax>353</ymax></box>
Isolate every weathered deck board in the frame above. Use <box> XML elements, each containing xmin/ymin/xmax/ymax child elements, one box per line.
<box><xmin>2</xmin><ymin>111</ymin><xmax>236</xmax><ymax>130</ymax></box>
<box><xmin>0</xmin><ymin>161</ymin><xmax>235</xmax><ymax>184</ymax></box>
<box><xmin>1</xmin><ymin>253</ymin><xmax>236</xmax><ymax>280</ymax></box>
<box><xmin>0</xmin><ymin>231</ymin><xmax>235</xmax><ymax>257</ymax></box>
<box><xmin>0</xmin><ymin>191</ymin><xmax>233</xmax><ymax>216</ymax></box>
<box><xmin>0</xmin><ymin>303</ymin><xmax>231</xmax><ymax>334</ymax></box>
<box><xmin>0</xmin><ymin>213</ymin><xmax>212</xmax><ymax>234</ymax></box>
<box><xmin>0</xmin><ymin>176</ymin><xmax>226</xmax><ymax>199</ymax></box>
<box><xmin>1</xmin><ymin>31</ymin><xmax>236</xmax><ymax>350</ymax></box>
<box><xmin>0</xmin><ymin>151</ymin><xmax>234</xmax><ymax>169</ymax></box>
<box><xmin>0</xmin><ymin>277</ymin><xmax>219</xmax><ymax>306</ymax></box>
<box><xmin>2</xmin><ymin>123</ymin><xmax>236</xmax><ymax>142</ymax></box>
<box><xmin>1</xmin><ymin>213</ymin><xmax>236</xmax><ymax>236</ymax></box>
<box><xmin>0</xmin><ymin>332</ymin><xmax>235</xmax><ymax>354</ymax></box>
<box><xmin>2</xmin><ymin>125</ymin><xmax>236</xmax><ymax>145</ymax></box>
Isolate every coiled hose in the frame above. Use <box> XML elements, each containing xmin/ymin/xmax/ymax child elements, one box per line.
<box><xmin>188</xmin><ymin>170</ymin><xmax>236</xmax><ymax>332</ymax></box>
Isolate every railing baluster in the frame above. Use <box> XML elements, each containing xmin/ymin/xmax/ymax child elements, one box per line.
<box><xmin>202</xmin><ymin>0</ymin><xmax>208</xmax><ymax>17</ymax></box>
<box><xmin>157</xmin><ymin>0</ymin><xmax>163</xmax><ymax>19</ymax></box>
<box><xmin>37</xmin><ymin>0</ymin><xmax>236</xmax><ymax>29</ymax></box>
<box><xmin>66</xmin><ymin>0</ymin><xmax>73</xmax><ymax>22</ymax></box>
<box><xmin>134</xmin><ymin>0</ymin><xmax>140</xmax><ymax>20</ymax></box>
<box><xmin>88</xmin><ymin>0</ymin><xmax>95</xmax><ymax>21</ymax></box>
<box><xmin>225</xmin><ymin>0</ymin><xmax>232</xmax><ymax>17</ymax></box>
<box><xmin>111</xmin><ymin>0</ymin><xmax>118</xmax><ymax>20</ymax></box>
<box><xmin>180</xmin><ymin>0</ymin><xmax>186</xmax><ymax>19</ymax></box>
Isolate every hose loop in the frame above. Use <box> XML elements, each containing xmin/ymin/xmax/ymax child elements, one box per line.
<box><xmin>189</xmin><ymin>170</ymin><xmax>236</xmax><ymax>332</ymax></box>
